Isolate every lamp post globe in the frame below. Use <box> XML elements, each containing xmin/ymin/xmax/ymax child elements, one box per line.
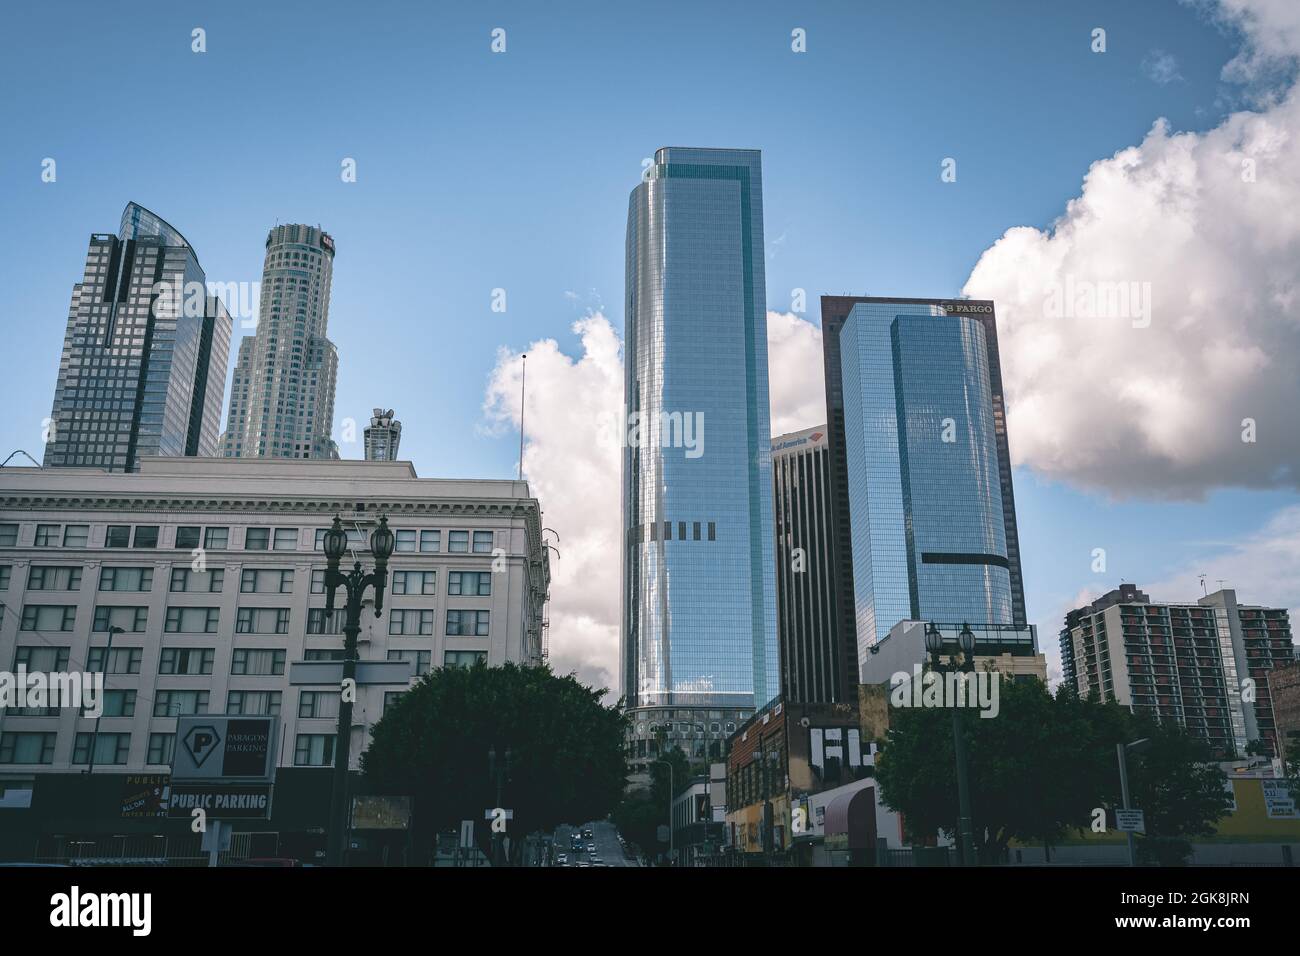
<box><xmin>323</xmin><ymin>516</ymin><xmax>347</xmax><ymax>563</ymax></box>
<box><xmin>959</xmin><ymin>622</ymin><xmax>976</xmax><ymax>659</ymax></box>
<box><xmin>924</xmin><ymin>621</ymin><xmax>942</xmax><ymax>656</ymax></box>
<box><xmin>370</xmin><ymin>514</ymin><xmax>395</xmax><ymax>561</ymax></box>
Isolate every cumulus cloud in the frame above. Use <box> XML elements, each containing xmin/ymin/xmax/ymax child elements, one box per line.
<box><xmin>483</xmin><ymin>313</ymin><xmax>624</xmax><ymax>696</ymax></box>
<box><xmin>964</xmin><ymin>0</ymin><xmax>1300</xmax><ymax>499</ymax></box>
<box><xmin>766</xmin><ymin>311</ymin><xmax>827</xmax><ymax>435</ymax></box>
<box><xmin>483</xmin><ymin>310</ymin><xmax>825</xmax><ymax>696</ymax></box>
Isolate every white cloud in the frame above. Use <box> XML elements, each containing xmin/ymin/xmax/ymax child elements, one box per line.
<box><xmin>1142</xmin><ymin>49</ymin><xmax>1184</xmax><ymax>85</ymax></box>
<box><xmin>766</xmin><ymin>311</ymin><xmax>826</xmax><ymax>435</ymax></box>
<box><xmin>964</xmin><ymin>0</ymin><xmax>1300</xmax><ymax>499</ymax></box>
<box><xmin>1146</xmin><ymin>504</ymin><xmax>1300</xmax><ymax>618</ymax></box>
<box><xmin>483</xmin><ymin>309</ymin><xmax>826</xmax><ymax>696</ymax></box>
<box><xmin>483</xmin><ymin>313</ymin><xmax>624</xmax><ymax>696</ymax></box>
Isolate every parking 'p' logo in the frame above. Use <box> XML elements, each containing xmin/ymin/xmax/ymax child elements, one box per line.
<box><xmin>184</xmin><ymin>725</ymin><xmax>222</xmax><ymax>767</ymax></box>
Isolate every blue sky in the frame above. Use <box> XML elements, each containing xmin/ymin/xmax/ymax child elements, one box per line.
<box><xmin>2</xmin><ymin>0</ymin><xmax>1296</xmax><ymax>682</ymax></box>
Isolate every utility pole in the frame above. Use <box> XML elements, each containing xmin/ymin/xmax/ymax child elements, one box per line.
<box><xmin>85</xmin><ymin>626</ymin><xmax>124</xmax><ymax>775</ymax></box>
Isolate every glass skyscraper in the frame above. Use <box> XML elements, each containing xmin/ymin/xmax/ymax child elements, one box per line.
<box><xmin>221</xmin><ymin>224</ymin><xmax>339</xmax><ymax>460</ymax></box>
<box><xmin>43</xmin><ymin>202</ymin><xmax>231</xmax><ymax>471</ymax></box>
<box><xmin>837</xmin><ymin>298</ymin><xmax>1026</xmax><ymax>655</ymax></box>
<box><xmin>622</xmin><ymin>147</ymin><xmax>778</xmax><ymax>764</ymax></box>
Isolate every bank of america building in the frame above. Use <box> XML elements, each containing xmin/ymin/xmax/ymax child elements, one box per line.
<box><xmin>622</xmin><ymin>147</ymin><xmax>779</xmax><ymax>770</ymax></box>
<box><xmin>834</xmin><ymin>298</ymin><xmax>1030</xmax><ymax>664</ymax></box>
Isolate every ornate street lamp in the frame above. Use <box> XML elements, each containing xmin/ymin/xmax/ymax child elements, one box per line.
<box><xmin>322</xmin><ymin>514</ymin><xmax>394</xmax><ymax>866</ymax></box>
<box><xmin>926</xmin><ymin>621</ymin><xmax>979</xmax><ymax>866</ymax></box>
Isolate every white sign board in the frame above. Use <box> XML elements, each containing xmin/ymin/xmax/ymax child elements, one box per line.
<box><xmin>1115</xmin><ymin>809</ymin><xmax>1145</xmax><ymax>833</ymax></box>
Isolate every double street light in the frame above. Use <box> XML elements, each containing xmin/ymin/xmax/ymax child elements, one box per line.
<box><xmin>321</xmin><ymin>513</ymin><xmax>394</xmax><ymax>867</ymax></box>
<box><xmin>925</xmin><ymin>621</ymin><xmax>978</xmax><ymax>866</ymax></box>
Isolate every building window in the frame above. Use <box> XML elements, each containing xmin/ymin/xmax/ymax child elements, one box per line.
<box><xmin>306</xmin><ymin>608</ymin><xmax>344</xmax><ymax>635</ymax></box>
<box><xmin>446</xmin><ymin>609</ymin><xmax>490</xmax><ymax>636</ymax></box>
<box><xmin>159</xmin><ymin>647</ymin><xmax>214</xmax><ymax>675</ymax></box>
<box><xmin>387</xmin><ymin>649</ymin><xmax>431</xmax><ymax>676</ymax></box>
<box><xmin>240</xmin><ymin>569</ymin><xmax>294</xmax><ymax>593</ymax></box>
<box><xmin>165</xmin><ymin>607</ymin><xmax>219</xmax><ymax>633</ymax></box>
<box><xmin>0</xmin><ymin>566</ymin><xmax>9</xmax><ymax>590</ymax></box>
<box><xmin>87</xmin><ymin>689</ymin><xmax>137</xmax><ymax>718</ymax></box>
<box><xmin>19</xmin><ymin>605</ymin><xmax>76</xmax><ymax>631</ymax></box>
<box><xmin>245</xmin><ymin>528</ymin><xmax>270</xmax><ymax>550</ymax></box>
<box><xmin>100</xmin><ymin>566</ymin><xmax>153</xmax><ymax>592</ymax></box>
<box><xmin>294</xmin><ymin>734</ymin><xmax>335</xmax><ymax>767</ymax></box>
<box><xmin>27</xmin><ymin>566</ymin><xmax>82</xmax><ymax>591</ymax></box>
<box><xmin>448</xmin><ymin>571</ymin><xmax>492</xmax><ymax>596</ymax></box>
<box><xmin>231</xmin><ymin>648</ymin><xmax>286</xmax><ymax>676</ymax></box>
<box><xmin>153</xmin><ymin>690</ymin><xmax>210</xmax><ymax>717</ymax></box>
<box><xmin>88</xmin><ymin>646</ymin><xmax>141</xmax><ymax>674</ymax></box>
<box><xmin>104</xmin><ymin>525</ymin><xmax>131</xmax><ymax>548</ymax></box>
<box><xmin>420</xmin><ymin>530</ymin><xmax>440</xmax><ymax>552</ymax></box>
<box><xmin>393</xmin><ymin>570</ymin><xmax>436</xmax><ymax>595</ymax></box>
<box><xmin>147</xmin><ymin>733</ymin><xmax>176</xmax><ymax>765</ymax></box>
<box><xmin>0</xmin><ymin>732</ymin><xmax>57</xmax><ymax>765</ymax></box>
<box><xmin>445</xmin><ymin>650</ymin><xmax>487</xmax><ymax>668</ymax></box>
<box><xmin>0</xmin><ymin>524</ymin><xmax>19</xmax><ymax>547</ymax></box>
<box><xmin>175</xmin><ymin>526</ymin><xmax>201</xmax><ymax>550</ymax></box>
<box><xmin>63</xmin><ymin>525</ymin><xmax>90</xmax><ymax>548</ymax></box>
<box><xmin>298</xmin><ymin>690</ymin><xmax>340</xmax><ymax>719</ymax></box>
<box><xmin>236</xmin><ymin>607</ymin><xmax>290</xmax><ymax>634</ymax></box>
<box><xmin>304</xmin><ymin>648</ymin><xmax>345</xmax><ymax>662</ymax></box>
<box><xmin>273</xmin><ymin>528</ymin><xmax>298</xmax><ymax>551</ymax></box>
<box><xmin>93</xmin><ymin>606</ymin><xmax>148</xmax><ymax>633</ymax></box>
<box><xmin>204</xmin><ymin>527</ymin><xmax>229</xmax><ymax>550</ymax></box>
<box><xmin>473</xmin><ymin>531</ymin><xmax>494</xmax><ymax>553</ymax></box>
<box><xmin>311</xmin><ymin>569</ymin><xmax>326</xmax><ymax>593</ymax></box>
<box><xmin>34</xmin><ymin>524</ymin><xmax>61</xmax><ymax>547</ymax></box>
<box><xmin>169</xmin><ymin>567</ymin><xmax>223</xmax><ymax>593</ymax></box>
<box><xmin>69</xmin><ymin>732</ymin><xmax>129</xmax><ymax>765</ymax></box>
<box><xmin>132</xmin><ymin>526</ymin><xmax>159</xmax><ymax>549</ymax></box>
<box><xmin>227</xmin><ymin>690</ymin><xmax>282</xmax><ymax>716</ymax></box>
<box><xmin>448</xmin><ymin>531</ymin><xmax>469</xmax><ymax>553</ymax></box>
<box><xmin>388</xmin><ymin>609</ymin><xmax>434</xmax><ymax>636</ymax></box>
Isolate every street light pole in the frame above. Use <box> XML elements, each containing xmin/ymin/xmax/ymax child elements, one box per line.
<box><xmin>1116</xmin><ymin>737</ymin><xmax>1150</xmax><ymax>867</ymax></box>
<box><xmin>85</xmin><ymin>625</ymin><xmax>125</xmax><ymax>776</ymax></box>
<box><xmin>322</xmin><ymin>514</ymin><xmax>394</xmax><ymax>867</ymax></box>
<box><xmin>488</xmin><ymin>746</ymin><xmax>512</xmax><ymax>865</ymax></box>
<box><xmin>654</xmin><ymin>758</ymin><xmax>674</xmax><ymax>865</ymax></box>
<box><xmin>927</xmin><ymin>621</ymin><xmax>978</xmax><ymax>866</ymax></box>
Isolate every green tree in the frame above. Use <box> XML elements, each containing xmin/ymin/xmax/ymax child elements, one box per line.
<box><xmin>874</xmin><ymin>672</ymin><xmax>1232</xmax><ymax>864</ymax></box>
<box><xmin>362</xmin><ymin>661</ymin><xmax>627</xmax><ymax>862</ymax></box>
<box><xmin>612</xmin><ymin>744</ymin><xmax>692</xmax><ymax>863</ymax></box>
<box><xmin>1124</xmin><ymin>718</ymin><xmax>1234</xmax><ymax>865</ymax></box>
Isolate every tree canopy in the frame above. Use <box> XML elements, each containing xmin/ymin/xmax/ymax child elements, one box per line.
<box><xmin>362</xmin><ymin>661</ymin><xmax>628</xmax><ymax>860</ymax></box>
<box><xmin>873</xmin><ymin>673</ymin><xmax>1233</xmax><ymax>864</ymax></box>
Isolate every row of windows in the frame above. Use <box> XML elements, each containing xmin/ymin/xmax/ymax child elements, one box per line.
<box><xmin>1</xmin><ymin>566</ymin><xmax>497</xmax><ymax>597</ymax></box>
<box><xmin>15</xmin><ymin>603</ymin><xmax>492</xmax><ymax>637</ymax></box>
<box><xmin>0</xmin><ymin>730</ymin><xmax>337</xmax><ymax>767</ymax></box>
<box><xmin>1</xmin><ymin>523</ymin><xmax>498</xmax><ymax>554</ymax></box>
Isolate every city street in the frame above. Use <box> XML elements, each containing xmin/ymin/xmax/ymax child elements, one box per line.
<box><xmin>550</xmin><ymin>821</ymin><xmax>639</xmax><ymax>867</ymax></box>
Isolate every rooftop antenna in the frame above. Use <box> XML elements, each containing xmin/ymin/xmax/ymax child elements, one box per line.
<box><xmin>518</xmin><ymin>354</ymin><xmax>527</xmax><ymax>482</ymax></box>
<box><xmin>1199</xmin><ymin>574</ymin><xmax>1207</xmax><ymax>596</ymax></box>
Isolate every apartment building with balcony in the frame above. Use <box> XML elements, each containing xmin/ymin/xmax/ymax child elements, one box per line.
<box><xmin>1060</xmin><ymin>584</ymin><xmax>1295</xmax><ymax>758</ymax></box>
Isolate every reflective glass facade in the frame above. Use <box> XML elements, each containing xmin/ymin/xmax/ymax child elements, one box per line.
<box><xmin>840</xmin><ymin>301</ymin><xmax>1015</xmax><ymax>650</ymax></box>
<box><xmin>622</xmin><ymin>147</ymin><xmax>778</xmax><ymax>712</ymax></box>
<box><xmin>43</xmin><ymin>203</ymin><xmax>231</xmax><ymax>472</ymax></box>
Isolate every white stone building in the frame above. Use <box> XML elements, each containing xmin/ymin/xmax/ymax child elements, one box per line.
<box><xmin>0</xmin><ymin>457</ymin><xmax>550</xmax><ymax>776</ymax></box>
